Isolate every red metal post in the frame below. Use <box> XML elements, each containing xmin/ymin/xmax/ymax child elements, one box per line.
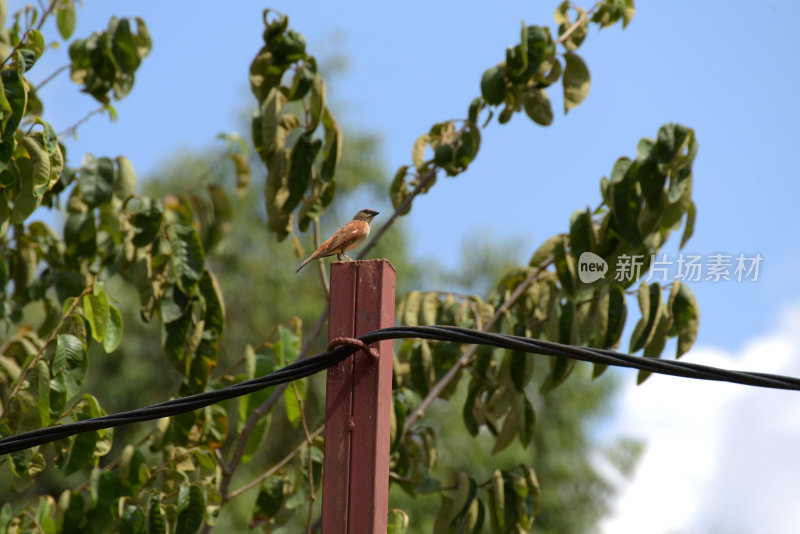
<box><xmin>322</xmin><ymin>260</ymin><xmax>396</xmax><ymax>533</ymax></box>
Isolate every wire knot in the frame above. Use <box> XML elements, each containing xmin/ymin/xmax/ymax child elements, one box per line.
<box><xmin>327</xmin><ymin>337</ymin><xmax>380</xmax><ymax>360</ymax></box>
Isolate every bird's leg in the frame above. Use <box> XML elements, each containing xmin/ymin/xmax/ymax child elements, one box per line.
<box><xmin>343</xmin><ymin>254</ymin><xmax>353</xmax><ymax>261</ymax></box>
<box><xmin>336</xmin><ymin>253</ymin><xmax>344</xmax><ymax>261</ymax></box>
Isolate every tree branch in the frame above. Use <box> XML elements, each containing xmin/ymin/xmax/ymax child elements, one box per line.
<box><xmin>227</xmin><ymin>424</ymin><xmax>324</xmax><ymax>500</ymax></box>
<box><xmin>35</xmin><ymin>64</ymin><xmax>69</xmax><ymax>91</ymax></box>
<box><xmin>555</xmin><ymin>7</ymin><xmax>589</xmax><ymax>46</ymax></box>
<box><xmin>57</xmin><ymin>106</ymin><xmax>108</xmax><ymax>139</ymax></box>
<box><xmin>357</xmin><ymin>166</ymin><xmax>438</xmax><ymax>260</ymax></box>
<box><xmin>313</xmin><ymin>219</ymin><xmax>330</xmax><ymax>297</ymax></box>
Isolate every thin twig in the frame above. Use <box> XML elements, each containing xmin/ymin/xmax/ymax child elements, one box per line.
<box><xmin>313</xmin><ymin>219</ymin><xmax>330</xmax><ymax>297</ymax></box>
<box><xmin>403</xmin><ymin>257</ymin><xmax>553</xmax><ymax>430</ymax></box>
<box><xmin>35</xmin><ymin>64</ymin><xmax>69</xmax><ymax>91</ymax></box>
<box><xmin>290</xmin><ymin>382</ymin><xmax>317</xmax><ymax>534</ymax></box>
<box><xmin>357</xmin><ymin>166</ymin><xmax>438</xmax><ymax>260</ymax></box>
<box><xmin>57</xmin><ymin>106</ymin><xmax>107</xmax><ymax>139</ymax></box>
<box><xmin>555</xmin><ymin>7</ymin><xmax>588</xmax><ymax>45</ymax></box>
<box><xmin>228</xmin><ymin>425</ymin><xmax>324</xmax><ymax>500</ymax></box>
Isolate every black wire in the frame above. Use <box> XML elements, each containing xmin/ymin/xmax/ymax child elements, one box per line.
<box><xmin>2</xmin><ymin>325</ymin><xmax>799</xmax><ymax>456</ymax></box>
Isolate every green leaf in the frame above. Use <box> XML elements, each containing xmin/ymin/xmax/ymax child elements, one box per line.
<box><xmin>198</xmin><ymin>270</ymin><xmax>224</xmax><ymax>339</ymax></box>
<box><xmin>487</xmin><ymin>469</ymin><xmax>506</xmax><ymax>532</ymax></box>
<box><xmin>35</xmin><ymin>361</ymin><xmax>51</xmax><ymax>427</ymax></box>
<box><xmin>10</xmin><ymin>157</ymin><xmax>38</xmax><ymax>224</ymax></box>
<box><xmin>83</xmin><ymin>289</ymin><xmax>110</xmax><ymax>343</ymax></box>
<box><xmin>409</xmin><ymin>341</ymin><xmax>435</xmax><ymax>396</ymax></box>
<box><xmin>387</xmin><ymin>509</ymin><xmax>410</xmax><ymax>534</ymax></box>
<box><xmin>168</xmin><ymin>223</ymin><xmax>205</xmax><ymax>295</ymax></box>
<box><xmin>283</xmin><ymin>379</ymin><xmax>306</xmax><ymax>428</ymax></box>
<box><xmin>602</xmin><ymin>283</ymin><xmax>627</xmax><ymax>348</ymax></box>
<box><xmin>64</xmin><ymin>424</ymin><xmax>99</xmax><ymax>475</ymax></box>
<box><xmin>568</xmin><ymin>208</ymin><xmax>593</xmax><ymax>260</ymax></box>
<box><xmin>462</xmin><ymin>383</ymin><xmax>482</xmax><ymax>436</ymax></box>
<box><xmin>433</xmin><ymin>144</ymin><xmax>453</xmax><ymax>167</ymax></box>
<box><xmin>87</xmin><ymin>469</ymin><xmax>122</xmax><ymax>532</ymax></box>
<box><xmin>468</xmin><ymin>97</ymin><xmax>484</xmax><ymax>124</ymax></box>
<box><xmin>401</xmin><ymin>291</ymin><xmax>422</xmax><ymax>326</ymax></box>
<box><xmin>62</xmin><ymin>492</ymin><xmax>87</xmax><ymax>534</ymax></box>
<box><xmin>114</xmin><ymin>155</ymin><xmax>136</xmax><ymax>199</ymax></box>
<box><xmin>680</xmin><ymin>201</ymin><xmax>696</xmax><ymax>249</ymax></box>
<box><xmin>283</xmin><ymin>133</ymin><xmax>322</xmax><ymax>214</ymax></box>
<box><xmin>120</xmin><ymin>505</ymin><xmax>146</xmax><ymax>534</ymax></box>
<box><xmin>1</xmin><ymin>70</ymin><xmax>26</xmax><ymax>141</ymax></box>
<box><xmin>412</xmin><ymin>134</ymin><xmax>430</xmax><ymax>170</ymax></box>
<box><xmin>522</xmin><ymin>88</ymin><xmax>553</xmax><ymax>126</ymax></box>
<box><xmin>529</xmin><ymin>233</ymin><xmax>562</xmax><ymax>268</ymax></box>
<box><xmin>148</xmin><ymin>495</ymin><xmax>167</xmax><ymax>534</ymax></box>
<box><xmin>288</xmin><ymin>58</ymin><xmax>316</xmax><ymax>101</ymax></box>
<box><xmin>64</xmin><ymin>212</ymin><xmax>97</xmax><ymax>258</ymax></box>
<box><xmin>129</xmin><ymin>198</ymin><xmax>163</xmax><ymax>247</ymax></box>
<box><xmin>273</xmin><ymin>325</ymin><xmax>300</xmax><ymax>366</ymax></box>
<box><xmin>390</xmin><ymin>165</ymin><xmax>411</xmax><ymax>215</ymax></box>
<box><xmin>162</xmin><ymin>309</ymin><xmax>191</xmax><ymax>372</ymax></box>
<box><xmin>320</xmin><ymin>108</ymin><xmax>342</xmax><ymax>182</ymax></box>
<box><xmin>78</xmin><ymin>155</ymin><xmax>115</xmax><ymax>208</ymax></box>
<box><xmin>175</xmin><ymin>484</ymin><xmax>205</xmax><ymax>534</ymax></box>
<box><xmin>112</xmin><ymin>18</ymin><xmax>138</xmax><ymax>73</ymax></box>
<box><xmin>643</xmin><ymin>302</ymin><xmax>669</xmax><ymax>358</ymax></box>
<box><xmin>629</xmin><ymin>282</ymin><xmax>661</xmax><ymax>353</ymax></box>
<box><xmin>552</xmin><ymin>238</ymin><xmax>575</xmax><ymax>295</ymax></box>
<box><xmin>104</xmin><ymin>304</ymin><xmax>122</xmax><ymax>353</ymax></box>
<box><xmin>492</xmin><ymin>394</ymin><xmax>521</xmax><ymax>454</ymax></box>
<box><xmin>454</xmin><ymin>126</ymin><xmax>480</xmax><ymax>169</ymax></box>
<box><xmin>610</xmin><ymin>159</ymin><xmax>643</xmax><ymax>247</ymax></box>
<box><xmin>509</xmin><ymin>350</ymin><xmax>532</xmax><ymax>393</ymax></box>
<box><xmin>20</xmin><ymin>134</ymin><xmax>51</xmax><ymax>192</ymax></box>
<box><xmin>230</xmin><ymin>152</ymin><xmax>250</xmax><ymax>192</ymax></box>
<box><xmin>307</xmin><ymin>74</ymin><xmax>326</xmax><ymax>132</ymax></box>
<box><xmin>481</xmin><ymin>66</ymin><xmax>506</xmax><ymax>105</ymax></box>
<box><xmin>252</xmin><ymin>476</ymin><xmax>285</xmax><ymax>521</ymax></box>
<box><xmin>519</xmin><ymin>395</ymin><xmax>536</xmax><ymax>447</ymax></box>
<box><xmin>0</xmin><ymin>189</ymin><xmax>9</xmax><ymax>235</ymax></box>
<box><xmin>435</xmin><ymin>473</ymin><xmax>476</xmax><ymax>531</ymax></box>
<box><xmin>51</xmin><ymin>334</ymin><xmax>87</xmax><ymax>403</ymax></box>
<box><xmin>40</xmin><ymin>121</ymin><xmax>58</xmax><ymax>154</ymax></box>
<box><xmin>119</xmin><ymin>446</ymin><xmax>147</xmax><ymax>494</ymax></box>
<box><xmin>258</xmin><ymin>88</ymin><xmax>288</xmax><ymax>158</ymax></box>
<box><xmin>207</xmin><ymin>184</ymin><xmax>232</xmax><ymax>246</ymax></box>
<box><xmin>563</xmin><ymin>52</ymin><xmax>590</xmax><ymax>112</ymax></box>
<box><xmin>668</xmin><ymin>281</ymin><xmax>700</xmax><ymax>358</ymax></box>
<box><xmin>420</xmin><ymin>292</ymin><xmax>439</xmax><ymax>325</ymax></box>
<box><xmin>57</xmin><ymin>2</ymin><xmax>77</xmax><ymax>40</ymax></box>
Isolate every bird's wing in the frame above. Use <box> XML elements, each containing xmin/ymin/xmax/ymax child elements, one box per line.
<box><xmin>320</xmin><ymin>221</ymin><xmax>366</xmax><ymax>254</ymax></box>
<box><xmin>295</xmin><ymin>221</ymin><xmax>368</xmax><ymax>273</ymax></box>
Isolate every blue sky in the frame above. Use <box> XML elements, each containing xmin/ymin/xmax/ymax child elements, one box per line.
<box><xmin>16</xmin><ymin>1</ymin><xmax>800</xmax><ymax>531</ymax></box>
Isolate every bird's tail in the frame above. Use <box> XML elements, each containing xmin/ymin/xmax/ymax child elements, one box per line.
<box><xmin>295</xmin><ymin>256</ymin><xmax>313</xmax><ymax>273</ymax></box>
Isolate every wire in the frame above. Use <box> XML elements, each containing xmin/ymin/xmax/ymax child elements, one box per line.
<box><xmin>2</xmin><ymin>325</ymin><xmax>799</xmax><ymax>456</ymax></box>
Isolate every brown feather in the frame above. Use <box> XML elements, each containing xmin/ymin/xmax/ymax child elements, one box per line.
<box><xmin>295</xmin><ymin>218</ymin><xmax>372</xmax><ymax>272</ymax></box>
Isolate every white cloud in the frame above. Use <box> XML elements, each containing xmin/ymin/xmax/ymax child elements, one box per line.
<box><xmin>601</xmin><ymin>303</ymin><xmax>800</xmax><ymax>534</ymax></box>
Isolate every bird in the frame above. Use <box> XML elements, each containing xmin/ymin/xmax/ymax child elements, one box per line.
<box><xmin>295</xmin><ymin>209</ymin><xmax>379</xmax><ymax>273</ymax></box>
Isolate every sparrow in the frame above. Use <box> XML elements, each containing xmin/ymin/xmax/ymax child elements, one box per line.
<box><xmin>295</xmin><ymin>209</ymin><xmax>379</xmax><ymax>273</ymax></box>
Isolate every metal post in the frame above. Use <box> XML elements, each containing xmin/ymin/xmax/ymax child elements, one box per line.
<box><xmin>322</xmin><ymin>259</ymin><xmax>395</xmax><ymax>533</ymax></box>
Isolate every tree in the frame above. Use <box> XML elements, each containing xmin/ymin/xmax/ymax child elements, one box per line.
<box><xmin>0</xmin><ymin>1</ymin><xmax>700</xmax><ymax>532</ymax></box>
